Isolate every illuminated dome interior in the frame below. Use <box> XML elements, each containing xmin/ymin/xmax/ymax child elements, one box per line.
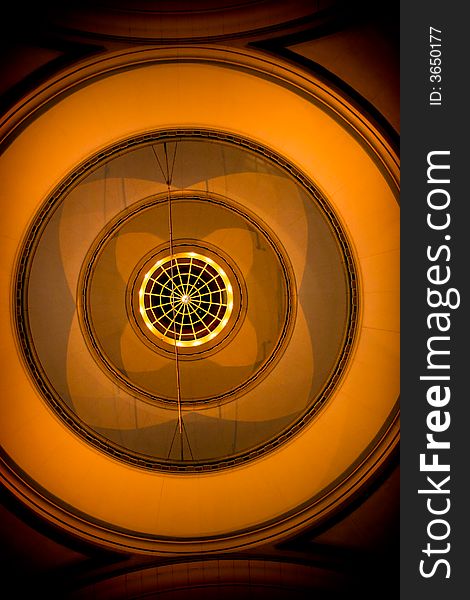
<box><xmin>21</xmin><ymin>135</ymin><xmax>353</xmax><ymax>468</ymax></box>
<box><xmin>0</xmin><ymin>2</ymin><xmax>399</xmax><ymax>597</ymax></box>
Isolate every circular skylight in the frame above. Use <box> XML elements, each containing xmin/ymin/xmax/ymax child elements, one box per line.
<box><xmin>139</xmin><ymin>252</ymin><xmax>233</xmax><ymax>347</ymax></box>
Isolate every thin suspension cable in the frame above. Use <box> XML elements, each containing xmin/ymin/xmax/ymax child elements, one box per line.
<box><xmin>163</xmin><ymin>142</ymin><xmax>184</xmax><ymax>443</ymax></box>
<box><xmin>183</xmin><ymin>423</ymin><xmax>194</xmax><ymax>460</ymax></box>
<box><xmin>151</xmin><ymin>142</ymin><xmax>194</xmax><ymax>462</ymax></box>
<box><xmin>167</xmin><ymin>421</ymin><xmax>178</xmax><ymax>459</ymax></box>
<box><xmin>151</xmin><ymin>145</ymin><xmax>167</xmax><ymax>183</ymax></box>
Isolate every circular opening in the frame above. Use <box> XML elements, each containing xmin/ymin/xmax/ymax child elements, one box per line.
<box><xmin>127</xmin><ymin>236</ymin><xmax>247</xmax><ymax>365</ymax></box>
<box><xmin>139</xmin><ymin>252</ymin><xmax>234</xmax><ymax>347</ymax></box>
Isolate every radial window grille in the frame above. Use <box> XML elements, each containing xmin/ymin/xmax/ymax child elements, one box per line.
<box><xmin>139</xmin><ymin>252</ymin><xmax>233</xmax><ymax>347</ymax></box>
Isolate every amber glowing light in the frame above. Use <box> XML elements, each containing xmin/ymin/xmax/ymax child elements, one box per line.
<box><xmin>139</xmin><ymin>252</ymin><xmax>234</xmax><ymax>347</ymax></box>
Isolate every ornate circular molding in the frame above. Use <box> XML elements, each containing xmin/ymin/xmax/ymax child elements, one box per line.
<box><xmin>16</xmin><ymin>132</ymin><xmax>352</xmax><ymax>468</ymax></box>
<box><xmin>77</xmin><ymin>185</ymin><xmax>298</xmax><ymax>412</ymax></box>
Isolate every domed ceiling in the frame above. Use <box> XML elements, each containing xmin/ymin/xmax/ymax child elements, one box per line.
<box><xmin>22</xmin><ymin>133</ymin><xmax>354</xmax><ymax>470</ymax></box>
<box><xmin>0</xmin><ymin>5</ymin><xmax>398</xmax><ymax>569</ymax></box>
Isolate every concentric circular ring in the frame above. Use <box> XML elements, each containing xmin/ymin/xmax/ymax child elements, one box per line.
<box><xmin>139</xmin><ymin>252</ymin><xmax>234</xmax><ymax>347</ymax></box>
<box><xmin>1</xmin><ymin>46</ymin><xmax>399</xmax><ymax>555</ymax></box>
